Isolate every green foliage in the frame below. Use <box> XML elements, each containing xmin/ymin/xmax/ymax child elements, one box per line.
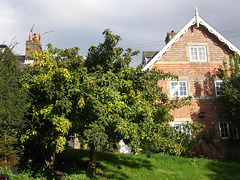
<box><xmin>20</xmin><ymin>29</ymin><xmax>195</xmax><ymax>178</ymax></box>
<box><xmin>217</xmin><ymin>53</ymin><xmax>240</xmax><ymax>129</ymax></box>
<box><xmin>77</xmin><ymin>29</ymin><xmax>194</xmax><ymax>177</ymax></box>
<box><xmin>0</xmin><ymin>45</ymin><xmax>28</xmax><ymax>167</ymax></box>
<box><xmin>20</xmin><ymin>46</ymin><xmax>85</xmax><ymax>177</ymax></box>
<box><xmin>81</xmin><ymin>29</ymin><xmax>192</xmax><ymax>156</ymax></box>
<box><xmin>0</xmin><ymin>167</ymin><xmax>33</xmax><ymax>180</ymax></box>
<box><xmin>141</xmin><ymin>122</ymin><xmax>205</xmax><ymax>156</ymax></box>
<box><xmin>0</xmin><ymin>131</ymin><xmax>21</xmax><ymax>167</ymax></box>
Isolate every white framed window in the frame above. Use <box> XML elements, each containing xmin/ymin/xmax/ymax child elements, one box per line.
<box><xmin>189</xmin><ymin>46</ymin><xmax>207</xmax><ymax>62</ymax></box>
<box><xmin>214</xmin><ymin>80</ymin><xmax>223</xmax><ymax>97</ymax></box>
<box><xmin>219</xmin><ymin>122</ymin><xmax>238</xmax><ymax>139</ymax></box>
<box><xmin>170</xmin><ymin>81</ymin><xmax>188</xmax><ymax>97</ymax></box>
<box><xmin>172</xmin><ymin>122</ymin><xmax>191</xmax><ymax>135</ymax></box>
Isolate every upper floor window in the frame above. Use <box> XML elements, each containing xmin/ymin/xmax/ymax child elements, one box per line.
<box><xmin>189</xmin><ymin>46</ymin><xmax>207</xmax><ymax>62</ymax></box>
<box><xmin>170</xmin><ymin>81</ymin><xmax>188</xmax><ymax>97</ymax></box>
<box><xmin>219</xmin><ymin>122</ymin><xmax>238</xmax><ymax>139</ymax></box>
<box><xmin>214</xmin><ymin>80</ymin><xmax>223</xmax><ymax>97</ymax></box>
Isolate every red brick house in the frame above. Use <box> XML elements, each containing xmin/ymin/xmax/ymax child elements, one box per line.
<box><xmin>142</xmin><ymin>8</ymin><xmax>240</xmax><ymax>159</ymax></box>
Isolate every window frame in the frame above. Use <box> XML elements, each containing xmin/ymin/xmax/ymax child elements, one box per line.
<box><xmin>172</xmin><ymin>122</ymin><xmax>191</xmax><ymax>135</ymax></box>
<box><xmin>170</xmin><ymin>81</ymin><xmax>188</xmax><ymax>98</ymax></box>
<box><xmin>214</xmin><ymin>80</ymin><xmax>223</xmax><ymax>97</ymax></box>
<box><xmin>219</xmin><ymin>122</ymin><xmax>239</xmax><ymax>140</ymax></box>
<box><xmin>189</xmin><ymin>46</ymin><xmax>207</xmax><ymax>62</ymax></box>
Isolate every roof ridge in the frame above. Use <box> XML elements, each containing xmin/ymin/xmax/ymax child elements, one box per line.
<box><xmin>142</xmin><ymin>10</ymin><xmax>240</xmax><ymax>71</ymax></box>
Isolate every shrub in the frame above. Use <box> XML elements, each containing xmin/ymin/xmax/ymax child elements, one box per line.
<box><xmin>141</xmin><ymin>122</ymin><xmax>205</xmax><ymax>157</ymax></box>
<box><xmin>0</xmin><ymin>167</ymin><xmax>33</xmax><ymax>180</ymax></box>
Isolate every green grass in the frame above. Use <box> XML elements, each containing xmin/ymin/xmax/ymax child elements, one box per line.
<box><xmin>54</xmin><ymin>149</ymin><xmax>240</xmax><ymax>180</ymax></box>
<box><xmin>1</xmin><ymin>149</ymin><xmax>239</xmax><ymax>179</ymax></box>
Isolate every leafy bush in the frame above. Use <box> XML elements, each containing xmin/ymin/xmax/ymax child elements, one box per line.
<box><xmin>0</xmin><ymin>167</ymin><xmax>33</xmax><ymax>180</ymax></box>
<box><xmin>141</xmin><ymin>122</ymin><xmax>205</xmax><ymax>157</ymax></box>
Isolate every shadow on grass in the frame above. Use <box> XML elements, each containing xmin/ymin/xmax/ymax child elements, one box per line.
<box><xmin>55</xmin><ymin>149</ymin><xmax>153</xmax><ymax>179</ymax></box>
<box><xmin>206</xmin><ymin>160</ymin><xmax>240</xmax><ymax>180</ymax></box>
<box><xmin>55</xmin><ymin>149</ymin><xmax>90</xmax><ymax>175</ymax></box>
<box><xmin>97</xmin><ymin>151</ymin><xmax>153</xmax><ymax>179</ymax></box>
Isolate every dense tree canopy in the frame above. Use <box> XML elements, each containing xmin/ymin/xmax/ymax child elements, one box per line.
<box><xmin>21</xmin><ymin>29</ymin><xmax>199</xmax><ymax>178</ymax></box>
<box><xmin>0</xmin><ymin>45</ymin><xmax>28</xmax><ymax>166</ymax></box>
<box><xmin>217</xmin><ymin>53</ymin><xmax>240</xmax><ymax>129</ymax></box>
<box><xmin>72</xmin><ymin>29</ymin><xmax>193</xmax><ymax>176</ymax></box>
<box><xmin>20</xmin><ymin>46</ymin><xmax>85</xmax><ymax>178</ymax></box>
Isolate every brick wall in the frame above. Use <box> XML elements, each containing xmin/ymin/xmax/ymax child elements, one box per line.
<box><xmin>25</xmin><ymin>41</ymin><xmax>42</xmax><ymax>58</ymax></box>
<box><xmin>153</xmin><ymin>24</ymin><xmax>235</xmax><ymax>158</ymax></box>
<box><xmin>25</xmin><ymin>33</ymin><xmax>42</xmax><ymax>61</ymax></box>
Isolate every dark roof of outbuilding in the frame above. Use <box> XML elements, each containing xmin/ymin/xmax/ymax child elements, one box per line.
<box><xmin>142</xmin><ymin>51</ymin><xmax>159</xmax><ymax>65</ymax></box>
<box><xmin>143</xmin><ymin>51</ymin><xmax>159</xmax><ymax>58</ymax></box>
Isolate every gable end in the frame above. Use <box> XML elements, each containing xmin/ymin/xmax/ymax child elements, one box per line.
<box><xmin>143</xmin><ymin>13</ymin><xmax>240</xmax><ymax>71</ymax></box>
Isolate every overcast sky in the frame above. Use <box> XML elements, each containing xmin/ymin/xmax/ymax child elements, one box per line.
<box><xmin>1</xmin><ymin>0</ymin><xmax>240</xmax><ymax>67</ymax></box>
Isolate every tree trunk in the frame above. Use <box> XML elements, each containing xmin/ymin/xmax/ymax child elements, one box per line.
<box><xmin>45</xmin><ymin>159</ymin><xmax>55</xmax><ymax>180</ymax></box>
<box><xmin>87</xmin><ymin>144</ymin><xmax>97</xmax><ymax>177</ymax></box>
<box><xmin>42</xmin><ymin>148</ymin><xmax>55</xmax><ymax>180</ymax></box>
<box><xmin>4</xmin><ymin>133</ymin><xmax>7</xmax><ymax>166</ymax></box>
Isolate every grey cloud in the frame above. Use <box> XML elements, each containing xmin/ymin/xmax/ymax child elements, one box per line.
<box><xmin>0</xmin><ymin>0</ymin><xmax>240</xmax><ymax>67</ymax></box>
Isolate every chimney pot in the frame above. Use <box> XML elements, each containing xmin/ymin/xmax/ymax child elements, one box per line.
<box><xmin>33</xmin><ymin>33</ymin><xmax>41</xmax><ymax>42</ymax></box>
<box><xmin>37</xmin><ymin>33</ymin><xmax>41</xmax><ymax>42</ymax></box>
<box><xmin>165</xmin><ymin>30</ymin><xmax>176</xmax><ymax>44</ymax></box>
<box><xmin>29</xmin><ymin>34</ymin><xmax>33</xmax><ymax>41</ymax></box>
<box><xmin>33</xmin><ymin>33</ymin><xmax>37</xmax><ymax>41</ymax></box>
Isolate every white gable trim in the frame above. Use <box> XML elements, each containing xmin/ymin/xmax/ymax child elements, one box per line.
<box><xmin>142</xmin><ymin>15</ymin><xmax>240</xmax><ymax>71</ymax></box>
<box><xmin>198</xmin><ymin>16</ymin><xmax>240</xmax><ymax>54</ymax></box>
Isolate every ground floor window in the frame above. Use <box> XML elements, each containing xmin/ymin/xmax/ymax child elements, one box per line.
<box><xmin>172</xmin><ymin>122</ymin><xmax>191</xmax><ymax>135</ymax></box>
<box><xmin>219</xmin><ymin>122</ymin><xmax>238</xmax><ymax>139</ymax></box>
<box><xmin>67</xmin><ymin>135</ymin><xmax>75</xmax><ymax>148</ymax></box>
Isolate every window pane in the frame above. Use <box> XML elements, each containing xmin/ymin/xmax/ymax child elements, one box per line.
<box><xmin>229</xmin><ymin>123</ymin><xmax>238</xmax><ymax>138</ymax></box>
<box><xmin>172</xmin><ymin>122</ymin><xmax>191</xmax><ymax>135</ymax></box>
<box><xmin>198</xmin><ymin>47</ymin><xmax>206</xmax><ymax>61</ymax></box>
<box><xmin>170</xmin><ymin>81</ymin><xmax>188</xmax><ymax>97</ymax></box>
<box><xmin>190</xmin><ymin>46</ymin><xmax>207</xmax><ymax>62</ymax></box>
<box><xmin>190</xmin><ymin>47</ymin><xmax>198</xmax><ymax>61</ymax></box>
<box><xmin>219</xmin><ymin>122</ymin><xmax>238</xmax><ymax>139</ymax></box>
<box><xmin>179</xmin><ymin>82</ymin><xmax>187</xmax><ymax>96</ymax></box>
<box><xmin>171</xmin><ymin>82</ymin><xmax>179</xmax><ymax>96</ymax></box>
<box><xmin>220</xmin><ymin>122</ymin><xmax>229</xmax><ymax>138</ymax></box>
<box><xmin>215</xmin><ymin>81</ymin><xmax>223</xmax><ymax>96</ymax></box>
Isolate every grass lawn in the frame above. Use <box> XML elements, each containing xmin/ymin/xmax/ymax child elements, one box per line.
<box><xmin>54</xmin><ymin>149</ymin><xmax>240</xmax><ymax>180</ymax></box>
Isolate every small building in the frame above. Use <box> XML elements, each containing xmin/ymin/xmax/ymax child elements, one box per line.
<box><xmin>142</xmin><ymin>8</ymin><xmax>240</xmax><ymax>159</ymax></box>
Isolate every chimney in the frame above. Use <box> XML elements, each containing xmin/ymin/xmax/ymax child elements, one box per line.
<box><xmin>165</xmin><ymin>30</ymin><xmax>177</xmax><ymax>44</ymax></box>
<box><xmin>33</xmin><ymin>33</ymin><xmax>41</xmax><ymax>42</ymax></box>
<box><xmin>25</xmin><ymin>33</ymin><xmax>42</xmax><ymax>62</ymax></box>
